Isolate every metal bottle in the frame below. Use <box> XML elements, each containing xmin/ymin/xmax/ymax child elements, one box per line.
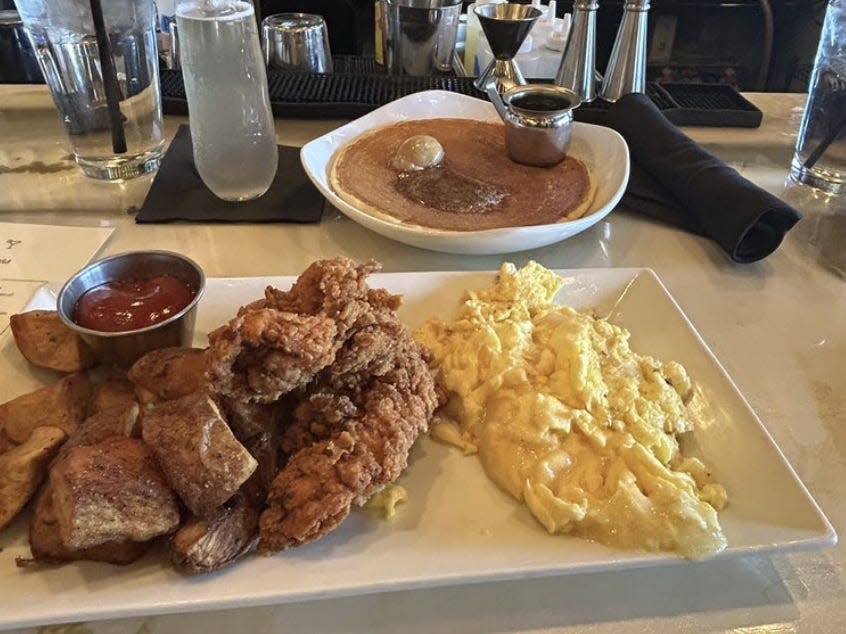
<box><xmin>599</xmin><ymin>0</ymin><xmax>651</xmax><ymax>102</ymax></box>
<box><xmin>553</xmin><ymin>0</ymin><xmax>598</xmax><ymax>103</ymax></box>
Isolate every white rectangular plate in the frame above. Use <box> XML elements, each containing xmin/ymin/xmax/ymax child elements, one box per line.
<box><xmin>0</xmin><ymin>269</ymin><xmax>835</xmax><ymax>631</ymax></box>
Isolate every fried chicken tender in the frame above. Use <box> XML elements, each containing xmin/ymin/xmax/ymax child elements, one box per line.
<box><xmin>205</xmin><ymin>259</ymin><xmax>402</xmax><ymax>406</ymax></box>
<box><xmin>260</xmin><ymin>335</ymin><xmax>437</xmax><ymax>551</ymax></box>
<box><xmin>206</xmin><ymin>257</ymin><xmax>437</xmax><ymax>552</ymax></box>
<box><xmin>259</xmin><ymin>259</ymin><xmax>401</xmax><ymax>327</ymax></box>
<box><xmin>206</xmin><ymin>310</ymin><xmax>339</xmax><ymax>404</ymax></box>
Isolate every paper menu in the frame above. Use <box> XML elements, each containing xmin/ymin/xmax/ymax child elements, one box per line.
<box><xmin>0</xmin><ymin>280</ymin><xmax>48</xmax><ymax>334</ymax></box>
<box><xmin>0</xmin><ymin>222</ymin><xmax>114</xmax><ymax>332</ymax></box>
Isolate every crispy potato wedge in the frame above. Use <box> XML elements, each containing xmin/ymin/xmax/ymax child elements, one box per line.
<box><xmin>170</xmin><ymin>496</ymin><xmax>258</xmax><ymax>575</ymax></box>
<box><xmin>60</xmin><ymin>402</ymin><xmax>141</xmax><ymax>458</ymax></box>
<box><xmin>0</xmin><ymin>426</ymin><xmax>67</xmax><ymax>530</ymax></box>
<box><xmin>24</xmin><ymin>481</ymin><xmax>151</xmax><ymax>566</ymax></box>
<box><xmin>10</xmin><ymin>310</ymin><xmax>97</xmax><ymax>372</ymax></box>
<box><xmin>142</xmin><ymin>392</ymin><xmax>257</xmax><ymax>517</ymax></box>
<box><xmin>50</xmin><ymin>437</ymin><xmax>180</xmax><ymax>550</ymax></box>
<box><xmin>88</xmin><ymin>373</ymin><xmax>138</xmax><ymax>417</ymax></box>
<box><xmin>0</xmin><ymin>429</ymin><xmax>16</xmax><ymax>455</ymax></box>
<box><xmin>0</xmin><ymin>372</ymin><xmax>91</xmax><ymax>444</ymax></box>
<box><xmin>128</xmin><ymin>347</ymin><xmax>207</xmax><ymax>404</ymax></box>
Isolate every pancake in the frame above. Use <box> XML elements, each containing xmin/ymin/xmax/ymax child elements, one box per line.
<box><xmin>329</xmin><ymin>118</ymin><xmax>597</xmax><ymax>232</ymax></box>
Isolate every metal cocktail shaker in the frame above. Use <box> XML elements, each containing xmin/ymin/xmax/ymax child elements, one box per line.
<box><xmin>553</xmin><ymin>0</ymin><xmax>598</xmax><ymax>103</ymax></box>
<box><xmin>599</xmin><ymin>0</ymin><xmax>650</xmax><ymax>102</ymax></box>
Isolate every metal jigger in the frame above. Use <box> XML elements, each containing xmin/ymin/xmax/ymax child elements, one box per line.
<box><xmin>473</xmin><ymin>3</ymin><xmax>542</xmax><ymax>94</ymax></box>
<box><xmin>554</xmin><ymin>0</ymin><xmax>599</xmax><ymax>102</ymax></box>
<box><xmin>599</xmin><ymin>0</ymin><xmax>651</xmax><ymax>102</ymax></box>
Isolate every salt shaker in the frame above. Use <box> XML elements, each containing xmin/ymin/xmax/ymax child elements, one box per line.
<box><xmin>599</xmin><ymin>0</ymin><xmax>651</xmax><ymax>102</ymax></box>
<box><xmin>175</xmin><ymin>0</ymin><xmax>278</xmax><ymax>202</ymax></box>
<box><xmin>554</xmin><ymin>0</ymin><xmax>599</xmax><ymax>103</ymax></box>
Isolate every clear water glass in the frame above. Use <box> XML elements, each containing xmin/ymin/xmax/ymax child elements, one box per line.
<box><xmin>14</xmin><ymin>0</ymin><xmax>164</xmax><ymax>180</ymax></box>
<box><xmin>176</xmin><ymin>0</ymin><xmax>278</xmax><ymax>202</ymax></box>
<box><xmin>789</xmin><ymin>0</ymin><xmax>846</xmax><ymax>195</ymax></box>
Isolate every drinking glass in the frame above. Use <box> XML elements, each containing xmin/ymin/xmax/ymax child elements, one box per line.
<box><xmin>789</xmin><ymin>0</ymin><xmax>846</xmax><ymax>195</ymax></box>
<box><xmin>14</xmin><ymin>0</ymin><xmax>164</xmax><ymax>180</ymax></box>
<box><xmin>261</xmin><ymin>13</ymin><xmax>333</xmax><ymax>73</ymax></box>
<box><xmin>176</xmin><ymin>0</ymin><xmax>278</xmax><ymax>202</ymax></box>
<box><xmin>380</xmin><ymin>0</ymin><xmax>463</xmax><ymax>76</ymax></box>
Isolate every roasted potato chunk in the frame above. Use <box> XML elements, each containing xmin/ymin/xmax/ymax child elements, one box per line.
<box><xmin>50</xmin><ymin>437</ymin><xmax>180</xmax><ymax>550</ymax></box>
<box><xmin>60</xmin><ymin>403</ymin><xmax>141</xmax><ymax>456</ymax></box>
<box><xmin>170</xmin><ymin>496</ymin><xmax>258</xmax><ymax>575</ymax></box>
<box><xmin>88</xmin><ymin>374</ymin><xmax>138</xmax><ymax>417</ymax></box>
<box><xmin>0</xmin><ymin>429</ymin><xmax>16</xmax><ymax>455</ymax></box>
<box><xmin>26</xmin><ymin>482</ymin><xmax>150</xmax><ymax>566</ymax></box>
<box><xmin>142</xmin><ymin>392</ymin><xmax>257</xmax><ymax>517</ymax></box>
<box><xmin>0</xmin><ymin>426</ymin><xmax>67</xmax><ymax>530</ymax></box>
<box><xmin>128</xmin><ymin>347</ymin><xmax>207</xmax><ymax>404</ymax></box>
<box><xmin>10</xmin><ymin>310</ymin><xmax>97</xmax><ymax>372</ymax></box>
<box><xmin>0</xmin><ymin>372</ymin><xmax>90</xmax><ymax>444</ymax></box>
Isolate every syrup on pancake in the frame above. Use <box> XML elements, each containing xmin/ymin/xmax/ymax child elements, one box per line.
<box><xmin>396</xmin><ymin>166</ymin><xmax>506</xmax><ymax>215</ymax></box>
<box><xmin>329</xmin><ymin>118</ymin><xmax>596</xmax><ymax>232</ymax></box>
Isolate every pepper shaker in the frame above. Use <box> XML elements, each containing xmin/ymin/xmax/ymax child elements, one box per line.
<box><xmin>554</xmin><ymin>0</ymin><xmax>599</xmax><ymax>103</ymax></box>
<box><xmin>599</xmin><ymin>0</ymin><xmax>651</xmax><ymax>102</ymax></box>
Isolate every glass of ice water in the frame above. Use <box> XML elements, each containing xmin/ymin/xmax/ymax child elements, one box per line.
<box><xmin>14</xmin><ymin>0</ymin><xmax>164</xmax><ymax>181</ymax></box>
<box><xmin>176</xmin><ymin>0</ymin><xmax>278</xmax><ymax>202</ymax></box>
<box><xmin>789</xmin><ymin>0</ymin><xmax>846</xmax><ymax>195</ymax></box>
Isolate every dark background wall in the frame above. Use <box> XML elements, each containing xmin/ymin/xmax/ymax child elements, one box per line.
<box><xmin>259</xmin><ymin>0</ymin><xmax>826</xmax><ymax>91</ymax></box>
<box><xmin>0</xmin><ymin>0</ymin><xmax>827</xmax><ymax>91</ymax></box>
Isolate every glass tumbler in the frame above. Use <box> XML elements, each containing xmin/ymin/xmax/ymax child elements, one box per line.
<box><xmin>789</xmin><ymin>0</ymin><xmax>846</xmax><ymax>195</ymax></box>
<box><xmin>14</xmin><ymin>0</ymin><xmax>164</xmax><ymax>180</ymax></box>
<box><xmin>175</xmin><ymin>0</ymin><xmax>278</xmax><ymax>202</ymax></box>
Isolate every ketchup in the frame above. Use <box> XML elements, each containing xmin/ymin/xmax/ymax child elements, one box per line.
<box><xmin>73</xmin><ymin>275</ymin><xmax>194</xmax><ymax>332</ymax></box>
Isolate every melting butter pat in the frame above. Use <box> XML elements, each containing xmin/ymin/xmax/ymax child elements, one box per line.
<box><xmin>415</xmin><ymin>261</ymin><xmax>728</xmax><ymax>560</ymax></box>
<box><xmin>391</xmin><ymin>135</ymin><xmax>444</xmax><ymax>172</ymax></box>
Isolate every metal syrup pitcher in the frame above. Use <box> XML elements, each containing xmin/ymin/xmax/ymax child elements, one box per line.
<box><xmin>599</xmin><ymin>0</ymin><xmax>651</xmax><ymax>102</ymax></box>
<box><xmin>486</xmin><ymin>82</ymin><xmax>581</xmax><ymax>167</ymax></box>
<box><xmin>553</xmin><ymin>0</ymin><xmax>598</xmax><ymax>103</ymax></box>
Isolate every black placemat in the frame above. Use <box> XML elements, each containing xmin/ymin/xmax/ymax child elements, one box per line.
<box><xmin>136</xmin><ymin>125</ymin><xmax>324</xmax><ymax>224</ymax></box>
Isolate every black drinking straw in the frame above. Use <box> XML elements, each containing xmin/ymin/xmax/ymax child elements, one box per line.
<box><xmin>89</xmin><ymin>0</ymin><xmax>127</xmax><ymax>154</ymax></box>
<box><xmin>803</xmin><ymin>108</ymin><xmax>846</xmax><ymax>170</ymax></box>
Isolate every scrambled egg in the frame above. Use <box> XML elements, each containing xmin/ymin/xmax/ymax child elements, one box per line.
<box><xmin>415</xmin><ymin>262</ymin><xmax>728</xmax><ymax>560</ymax></box>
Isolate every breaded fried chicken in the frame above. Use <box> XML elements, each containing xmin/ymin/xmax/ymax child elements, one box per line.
<box><xmin>205</xmin><ymin>257</ymin><xmax>437</xmax><ymax>552</ymax></box>
<box><xmin>260</xmin><ymin>330</ymin><xmax>437</xmax><ymax>551</ymax></box>
<box><xmin>206</xmin><ymin>259</ymin><xmax>402</xmax><ymax>405</ymax></box>
<box><xmin>206</xmin><ymin>310</ymin><xmax>339</xmax><ymax>404</ymax></box>
<box><xmin>261</xmin><ymin>259</ymin><xmax>401</xmax><ymax>328</ymax></box>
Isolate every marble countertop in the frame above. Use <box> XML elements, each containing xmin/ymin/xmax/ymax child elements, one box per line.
<box><xmin>1</xmin><ymin>85</ymin><xmax>845</xmax><ymax>634</ymax></box>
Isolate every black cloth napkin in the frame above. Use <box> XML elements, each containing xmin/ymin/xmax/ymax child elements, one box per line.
<box><xmin>136</xmin><ymin>125</ymin><xmax>324</xmax><ymax>224</ymax></box>
<box><xmin>605</xmin><ymin>93</ymin><xmax>801</xmax><ymax>263</ymax></box>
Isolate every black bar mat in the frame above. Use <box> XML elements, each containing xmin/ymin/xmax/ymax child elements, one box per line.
<box><xmin>656</xmin><ymin>83</ymin><xmax>763</xmax><ymax>128</ymax></box>
<box><xmin>160</xmin><ymin>58</ymin><xmax>762</xmax><ymax>128</ymax></box>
